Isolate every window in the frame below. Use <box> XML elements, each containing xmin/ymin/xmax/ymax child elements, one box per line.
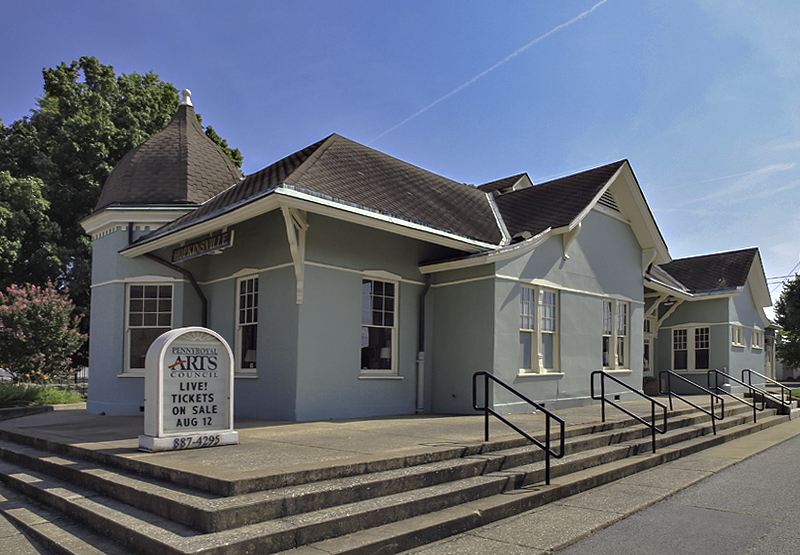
<box><xmin>237</xmin><ymin>276</ymin><xmax>258</xmax><ymax>373</ymax></box>
<box><xmin>695</xmin><ymin>327</ymin><xmax>710</xmax><ymax>369</ymax></box>
<box><xmin>673</xmin><ymin>329</ymin><xmax>688</xmax><ymax>370</ymax></box>
<box><xmin>520</xmin><ymin>286</ymin><xmax>559</xmax><ymax>373</ymax></box>
<box><xmin>673</xmin><ymin>326</ymin><xmax>710</xmax><ymax>371</ymax></box>
<box><xmin>127</xmin><ymin>284</ymin><xmax>172</xmax><ymax>371</ymax></box>
<box><xmin>602</xmin><ymin>299</ymin><xmax>629</xmax><ymax>370</ymax></box>
<box><xmin>361</xmin><ymin>279</ymin><xmax>396</xmax><ymax>373</ymax></box>
<box><xmin>732</xmin><ymin>325</ymin><xmax>744</xmax><ymax>346</ymax></box>
<box><xmin>752</xmin><ymin>329</ymin><xmax>763</xmax><ymax>350</ymax></box>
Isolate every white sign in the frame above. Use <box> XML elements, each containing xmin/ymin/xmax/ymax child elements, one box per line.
<box><xmin>138</xmin><ymin>327</ymin><xmax>238</xmax><ymax>452</ymax></box>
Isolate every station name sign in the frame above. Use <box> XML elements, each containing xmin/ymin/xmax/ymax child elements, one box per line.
<box><xmin>171</xmin><ymin>230</ymin><xmax>233</xmax><ymax>263</ymax></box>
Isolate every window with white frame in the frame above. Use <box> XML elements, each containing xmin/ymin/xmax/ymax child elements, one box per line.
<box><xmin>237</xmin><ymin>276</ymin><xmax>258</xmax><ymax>373</ymax></box>
<box><xmin>602</xmin><ymin>299</ymin><xmax>629</xmax><ymax>370</ymax></box>
<box><xmin>520</xmin><ymin>285</ymin><xmax>559</xmax><ymax>373</ymax></box>
<box><xmin>127</xmin><ymin>284</ymin><xmax>172</xmax><ymax>371</ymax></box>
<box><xmin>732</xmin><ymin>325</ymin><xmax>744</xmax><ymax>346</ymax></box>
<box><xmin>361</xmin><ymin>278</ymin><xmax>396</xmax><ymax>373</ymax></box>
<box><xmin>673</xmin><ymin>326</ymin><xmax>710</xmax><ymax>371</ymax></box>
<box><xmin>752</xmin><ymin>329</ymin><xmax>763</xmax><ymax>350</ymax></box>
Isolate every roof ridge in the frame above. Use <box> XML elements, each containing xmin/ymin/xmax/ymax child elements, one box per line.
<box><xmin>283</xmin><ymin>133</ymin><xmax>340</xmax><ymax>186</ymax></box>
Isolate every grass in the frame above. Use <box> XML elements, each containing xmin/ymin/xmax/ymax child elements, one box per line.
<box><xmin>0</xmin><ymin>383</ymin><xmax>84</xmax><ymax>409</ymax></box>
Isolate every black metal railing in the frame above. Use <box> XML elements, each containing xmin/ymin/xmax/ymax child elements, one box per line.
<box><xmin>591</xmin><ymin>370</ymin><xmax>667</xmax><ymax>453</ymax></box>
<box><xmin>741</xmin><ymin>368</ymin><xmax>795</xmax><ymax>409</ymax></box>
<box><xmin>472</xmin><ymin>371</ymin><xmax>565</xmax><ymax>485</ymax></box>
<box><xmin>659</xmin><ymin>370</ymin><xmax>724</xmax><ymax>435</ymax></box>
<box><xmin>707</xmin><ymin>369</ymin><xmax>765</xmax><ymax>423</ymax></box>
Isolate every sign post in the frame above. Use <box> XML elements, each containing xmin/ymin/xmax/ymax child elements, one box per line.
<box><xmin>139</xmin><ymin>327</ymin><xmax>238</xmax><ymax>452</ymax></box>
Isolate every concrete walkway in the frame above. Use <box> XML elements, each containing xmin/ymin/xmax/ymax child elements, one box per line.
<box><xmin>401</xmin><ymin>416</ymin><xmax>800</xmax><ymax>554</ymax></box>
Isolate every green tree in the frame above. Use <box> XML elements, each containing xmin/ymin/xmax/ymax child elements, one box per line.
<box><xmin>0</xmin><ymin>282</ymin><xmax>86</xmax><ymax>382</ymax></box>
<box><xmin>0</xmin><ymin>172</ymin><xmax>61</xmax><ymax>287</ymax></box>
<box><xmin>775</xmin><ymin>274</ymin><xmax>800</xmax><ymax>370</ymax></box>
<box><xmin>0</xmin><ymin>57</ymin><xmax>242</xmax><ymax>359</ymax></box>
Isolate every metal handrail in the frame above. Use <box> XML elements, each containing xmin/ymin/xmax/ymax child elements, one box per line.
<box><xmin>472</xmin><ymin>371</ymin><xmax>565</xmax><ymax>485</ymax></box>
<box><xmin>741</xmin><ymin>368</ymin><xmax>794</xmax><ymax>408</ymax></box>
<box><xmin>659</xmin><ymin>370</ymin><xmax>724</xmax><ymax>435</ymax></box>
<box><xmin>591</xmin><ymin>370</ymin><xmax>667</xmax><ymax>453</ymax></box>
<box><xmin>707</xmin><ymin>369</ymin><xmax>765</xmax><ymax>423</ymax></box>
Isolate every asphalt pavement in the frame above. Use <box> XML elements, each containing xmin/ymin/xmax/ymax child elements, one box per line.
<box><xmin>403</xmin><ymin>417</ymin><xmax>800</xmax><ymax>555</ymax></box>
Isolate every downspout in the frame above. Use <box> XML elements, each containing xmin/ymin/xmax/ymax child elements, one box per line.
<box><xmin>144</xmin><ymin>253</ymin><xmax>208</xmax><ymax>327</ymax></box>
<box><xmin>416</xmin><ymin>276</ymin><xmax>431</xmax><ymax>413</ymax></box>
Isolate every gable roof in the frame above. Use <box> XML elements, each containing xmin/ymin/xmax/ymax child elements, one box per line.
<box><xmin>94</xmin><ymin>103</ymin><xmax>241</xmax><ymax>211</ymax></box>
<box><xmin>125</xmin><ymin>134</ymin><xmax>504</xmax><ymax>254</ymax></box>
<box><xmin>493</xmin><ymin>161</ymin><xmax>626</xmax><ymax>239</ymax></box>
<box><xmin>647</xmin><ymin>247</ymin><xmax>771</xmax><ymax>309</ymax></box>
<box><xmin>656</xmin><ymin>248</ymin><xmax>758</xmax><ymax>293</ymax></box>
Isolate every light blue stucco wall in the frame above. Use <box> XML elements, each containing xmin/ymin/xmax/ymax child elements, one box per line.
<box><xmin>86</xmin><ymin>225</ymin><xmax>189</xmax><ymax>415</ymax></box>
<box><xmin>429</xmin><ymin>209</ymin><xmax>646</xmax><ymax>415</ymax></box>
<box><xmin>652</xmin><ymin>278</ymin><xmax>767</xmax><ymax>392</ymax></box>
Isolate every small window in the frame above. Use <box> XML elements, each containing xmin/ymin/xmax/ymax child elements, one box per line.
<box><xmin>695</xmin><ymin>327</ymin><xmax>710</xmax><ymax>370</ymax></box>
<box><xmin>237</xmin><ymin>276</ymin><xmax>258</xmax><ymax>373</ymax></box>
<box><xmin>732</xmin><ymin>326</ymin><xmax>744</xmax><ymax>346</ymax></box>
<box><xmin>673</xmin><ymin>329</ymin><xmax>688</xmax><ymax>370</ymax></box>
<box><xmin>127</xmin><ymin>284</ymin><xmax>172</xmax><ymax>371</ymax></box>
<box><xmin>752</xmin><ymin>329</ymin><xmax>763</xmax><ymax>350</ymax></box>
<box><xmin>361</xmin><ymin>279</ymin><xmax>396</xmax><ymax>374</ymax></box>
<box><xmin>603</xmin><ymin>299</ymin><xmax>629</xmax><ymax>370</ymax></box>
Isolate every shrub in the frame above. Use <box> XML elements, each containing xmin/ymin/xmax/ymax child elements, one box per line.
<box><xmin>0</xmin><ymin>282</ymin><xmax>87</xmax><ymax>382</ymax></box>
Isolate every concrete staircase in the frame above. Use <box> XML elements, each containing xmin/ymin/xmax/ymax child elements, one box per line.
<box><xmin>0</xmin><ymin>402</ymin><xmax>790</xmax><ymax>555</ymax></box>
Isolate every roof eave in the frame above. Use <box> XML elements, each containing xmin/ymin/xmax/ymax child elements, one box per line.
<box><xmin>120</xmin><ymin>185</ymin><xmax>499</xmax><ymax>259</ymax></box>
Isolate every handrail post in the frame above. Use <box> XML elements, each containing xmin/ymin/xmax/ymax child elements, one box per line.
<box><xmin>651</xmin><ymin>402</ymin><xmax>656</xmax><ymax>453</ymax></box>
<box><xmin>483</xmin><ymin>373</ymin><xmax>490</xmax><ymax>441</ymax></box>
<box><xmin>600</xmin><ymin>373</ymin><xmax>606</xmax><ymax>422</ymax></box>
<box><xmin>545</xmin><ymin>417</ymin><xmax>551</xmax><ymax>485</ymax></box>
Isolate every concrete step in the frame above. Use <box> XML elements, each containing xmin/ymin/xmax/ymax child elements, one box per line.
<box><xmin>0</xmin><ymin>404</ymin><xmax>754</xmax><ymax>534</ymax></box>
<box><xmin>0</xmin><ymin>406</ymin><xmax>785</xmax><ymax>554</ymax></box>
<box><xmin>274</xmin><ymin>413</ymin><xmax>791</xmax><ymax>555</ymax></box>
<box><xmin>0</xmin><ymin>481</ymin><xmax>135</xmax><ymax>555</ymax></box>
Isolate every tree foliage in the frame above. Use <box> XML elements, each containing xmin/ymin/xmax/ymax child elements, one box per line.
<box><xmin>0</xmin><ymin>282</ymin><xmax>86</xmax><ymax>382</ymax></box>
<box><xmin>0</xmin><ymin>57</ymin><xmax>242</xmax><ymax>363</ymax></box>
<box><xmin>0</xmin><ymin>172</ymin><xmax>61</xmax><ymax>287</ymax></box>
<box><xmin>775</xmin><ymin>274</ymin><xmax>800</xmax><ymax>370</ymax></box>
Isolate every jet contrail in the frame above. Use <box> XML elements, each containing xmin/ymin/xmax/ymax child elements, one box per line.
<box><xmin>369</xmin><ymin>0</ymin><xmax>610</xmax><ymax>144</ymax></box>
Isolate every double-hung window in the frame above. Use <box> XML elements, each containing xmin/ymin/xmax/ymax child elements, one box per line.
<box><xmin>673</xmin><ymin>326</ymin><xmax>710</xmax><ymax>371</ymax></box>
<box><xmin>237</xmin><ymin>276</ymin><xmax>258</xmax><ymax>374</ymax></box>
<box><xmin>520</xmin><ymin>286</ymin><xmax>559</xmax><ymax>373</ymax></box>
<box><xmin>602</xmin><ymin>299</ymin><xmax>629</xmax><ymax>370</ymax></box>
<box><xmin>752</xmin><ymin>329</ymin><xmax>763</xmax><ymax>350</ymax></box>
<box><xmin>126</xmin><ymin>284</ymin><xmax>172</xmax><ymax>371</ymax></box>
<box><xmin>361</xmin><ymin>278</ymin><xmax>396</xmax><ymax>374</ymax></box>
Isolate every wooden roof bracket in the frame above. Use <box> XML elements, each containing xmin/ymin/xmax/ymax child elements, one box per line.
<box><xmin>562</xmin><ymin>222</ymin><xmax>581</xmax><ymax>260</ymax></box>
<box><xmin>281</xmin><ymin>205</ymin><xmax>309</xmax><ymax>304</ymax></box>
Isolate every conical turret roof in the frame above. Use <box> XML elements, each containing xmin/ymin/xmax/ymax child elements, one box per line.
<box><xmin>94</xmin><ymin>90</ymin><xmax>241</xmax><ymax>212</ymax></box>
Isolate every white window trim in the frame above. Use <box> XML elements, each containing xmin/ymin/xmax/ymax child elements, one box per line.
<box><xmin>124</xmin><ymin>282</ymin><xmax>173</xmax><ymax>374</ymax></box>
<box><xmin>752</xmin><ymin>328</ymin><xmax>763</xmax><ymax>350</ymax></box>
<box><xmin>602</xmin><ymin>299</ymin><xmax>629</xmax><ymax>371</ymax></box>
<box><xmin>235</xmin><ymin>275</ymin><xmax>259</xmax><ymax>377</ymax></box>
<box><xmin>360</xmin><ymin>277</ymin><xmax>398</xmax><ymax>376</ymax></box>
<box><xmin>673</xmin><ymin>326</ymin><xmax>711</xmax><ymax>371</ymax></box>
<box><xmin>732</xmin><ymin>325</ymin><xmax>745</xmax><ymax>347</ymax></box>
<box><xmin>519</xmin><ymin>285</ymin><xmax>559</xmax><ymax>375</ymax></box>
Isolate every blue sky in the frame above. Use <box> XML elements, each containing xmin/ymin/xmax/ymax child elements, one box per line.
<box><xmin>3</xmin><ymin>1</ymin><xmax>799</xmax><ymax>305</ymax></box>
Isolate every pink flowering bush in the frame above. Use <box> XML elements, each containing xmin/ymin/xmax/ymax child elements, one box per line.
<box><xmin>0</xmin><ymin>282</ymin><xmax>86</xmax><ymax>383</ymax></box>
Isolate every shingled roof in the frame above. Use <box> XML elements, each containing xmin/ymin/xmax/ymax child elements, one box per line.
<box><xmin>655</xmin><ymin>248</ymin><xmax>759</xmax><ymax>293</ymax></box>
<box><xmin>138</xmin><ymin>134</ymin><xmax>504</xmax><ymax>246</ymax></box>
<box><xmin>94</xmin><ymin>95</ymin><xmax>241</xmax><ymax>212</ymax></box>
<box><xmin>493</xmin><ymin>161</ymin><xmax>626</xmax><ymax>239</ymax></box>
